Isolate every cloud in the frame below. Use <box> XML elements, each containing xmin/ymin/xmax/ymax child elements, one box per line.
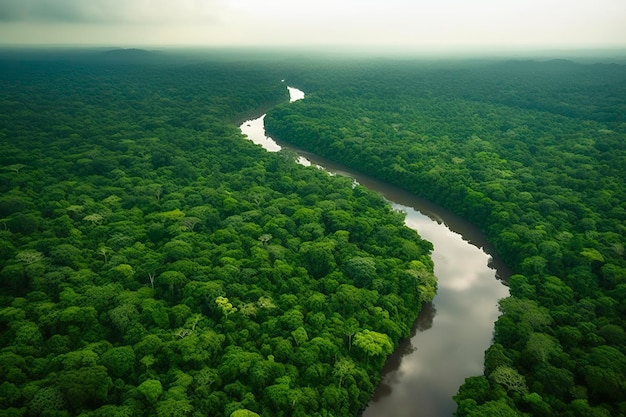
<box><xmin>0</xmin><ymin>0</ymin><xmax>223</xmax><ymax>24</ymax></box>
<box><xmin>0</xmin><ymin>0</ymin><xmax>624</xmax><ymax>47</ymax></box>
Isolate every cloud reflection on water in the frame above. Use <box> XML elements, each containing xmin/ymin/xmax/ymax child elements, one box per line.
<box><xmin>239</xmin><ymin>86</ymin><xmax>510</xmax><ymax>417</ymax></box>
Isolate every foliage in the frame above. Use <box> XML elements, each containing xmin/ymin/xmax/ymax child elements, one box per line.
<box><xmin>0</xmin><ymin>50</ymin><xmax>435</xmax><ymax>417</ymax></box>
<box><xmin>264</xmin><ymin>57</ymin><xmax>626</xmax><ymax>416</ymax></box>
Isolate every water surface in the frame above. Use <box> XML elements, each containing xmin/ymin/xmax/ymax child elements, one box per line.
<box><xmin>239</xmin><ymin>86</ymin><xmax>510</xmax><ymax>417</ymax></box>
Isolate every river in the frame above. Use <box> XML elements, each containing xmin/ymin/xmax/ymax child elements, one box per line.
<box><xmin>239</xmin><ymin>86</ymin><xmax>510</xmax><ymax>417</ymax></box>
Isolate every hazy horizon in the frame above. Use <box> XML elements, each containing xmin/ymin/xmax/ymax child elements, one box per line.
<box><xmin>1</xmin><ymin>0</ymin><xmax>625</xmax><ymax>52</ymax></box>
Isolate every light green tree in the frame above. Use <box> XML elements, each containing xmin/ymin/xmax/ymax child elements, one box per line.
<box><xmin>215</xmin><ymin>296</ymin><xmax>237</xmax><ymax>317</ymax></box>
<box><xmin>16</xmin><ymin>249</ymin><xmax>44</xmax><ymax>265</ymax></box>
<box><xmin>333</xmin><ymin>357</ymin><xmax>356</xmax><ymax>386</ymax></box>
<box><xmin>353</xmin><ymin>329</ymin><xmax>393</xmax><ymax>356</ymax></box>
<box><xmin>490</xmin><ymin>366</ymin><xmax>528</xmax><ymax>394</ymax></box>
<box><xmin>138</xmin><ymin>379</ymin><xmax>163</xmax><ymax>403</ymax></box>
<box><xmin>230</xmin><ymin>410</ymin><xmax>260</xmax><ymax>417</ymax></box>
<box><xmin>291</xmin><ymin>326</ymin><xmax>308</xmax><ymax>346</ymax></box>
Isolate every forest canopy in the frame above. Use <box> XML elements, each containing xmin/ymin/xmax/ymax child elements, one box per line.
<box><xmin>2</xmin><ymin>48</ymin><xmax>625</xmax><ymax>417</ymax></box>
<box><xmin>264</xmin><ymin>57</ymin><xmax>626</xmax><ymax>416</ymax></box>
<box><xmin>0</xmin><ymin>50</ymin><xmax>435</xmax><ymax>417</ymax></box>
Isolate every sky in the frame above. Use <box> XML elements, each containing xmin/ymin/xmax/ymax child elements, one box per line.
<box><xmin>0</xmin><ymin>0</ymin><xmax>625</xmax><ymax>50</ymax></box>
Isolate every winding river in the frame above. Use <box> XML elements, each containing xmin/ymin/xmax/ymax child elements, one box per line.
<box><xmin>240</xmin><ymin>86</ymin><xmax>510</xmax><ymax>417</ymax></box>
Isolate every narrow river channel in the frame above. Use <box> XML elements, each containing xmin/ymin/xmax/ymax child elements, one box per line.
<box><xmin>239</xmin><ymin>86</ymin><xmax>510</xmax><ymax>417</ymax></box>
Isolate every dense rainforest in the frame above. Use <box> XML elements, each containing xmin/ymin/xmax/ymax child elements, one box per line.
<box><xmin>264</xmin><ymin>58</ymin><xmax>626</xmax><ymax>416</ymax></box>
<box><xmin>0</xmin><ymin>50</ymin><xmax>437</xmax><ymax>417</ymax></box>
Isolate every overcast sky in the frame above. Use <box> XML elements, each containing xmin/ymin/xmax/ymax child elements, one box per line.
<box><xmin>0</xmin><ymin>0</ymin><xmax>624</xmax><ymax>50</ymax></box>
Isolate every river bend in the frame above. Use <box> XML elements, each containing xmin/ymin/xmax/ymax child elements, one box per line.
<box><xmin>239</xmin><ymin>86</ymin><xmax>510</xmax><ymax>417</ymax></box>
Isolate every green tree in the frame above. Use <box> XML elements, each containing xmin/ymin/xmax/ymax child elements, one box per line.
<box><xmin>353</xmin><ymin>330</ymin><xmax>393</xmax><ymax>357</ymax></box>
<box><xmin>163</xmin><ymin>240</ymin><xmax>193</xmax><ymax>262</ymax></box>
<box><xmin>524</xmin><ymin>332</ymin><xmax>560</xmax><ymax>365</ymax></box>
<box><xmin>291</xmin><ymin>326</ymin><xmax>308</xmax><ymax>347</ymax></box>
<box><xmin>110</xmin><ymin>263</ymin><xmax>135</xmax><ymax>287</ymax></box>
<box><xmin>100</xmin><ymin>346</ymin><xmax>135</xmax><ymax>379</ymax></box>
<box><xmin>137</xmin><ymin>379</ymin><xmax>163</xmax><ymax>404</ymax></box>
<box><xmin>155</xmin><ymin>398</ymin><xmax>193</xmax><ymax>417</ymax></box>
<box><xmin>27</xmin><ymin>386</ymin><xmax>65</xmax><ymax>416</ymax></box>
<box><xmin>334</xmin><ymin>357</ymin><xmax>356</xmax><ymax>387</ymax></box>
<box><xmin>159</xmin><ymin>271</ymin><xmax>188</xmax><ymax>300</ymax></box>
<box><xmin>344</xmin><ymin>256</ymin><xmax>377</xmax><ymax>288</ymax></box>
<box><xmin>583</xmin><ymin>345</ymin><xmax>626</xmax><ymax>402</ymax></box>
<box><xmin>58</xmin><ymin>365</ymin><xmax>113</xmax><ymax>411</ymax></box>
<box><xmin>299</xmin><ymin>241</ymin><xmax>336</xmax><ymax>278</ymax></box>
<box><xmin>490</xmin><ymin>366</ymin><xmax>528</xmax><ymax>394</ymax></box>
<box><xmin>16</xmin><ymin>249</ymin><xmax>44</xmax><ymax>265</ymax></box>
<box><xmin>215</xmin><ymin>296</ymin><xmax>237</xmax><ymax>317</ymax></box>
<box><xmin>230</xmin><ymin>410</ymin><xmax>260</xmax><ymax>417</ymax></box>
<box><xmin>464</xmin><ymin>399</ymin><xmax>523</xmax><ymax>417</ymax></box>
<box><xmin>50</xmin><ymin>243</ymin><xmax>83</xmax><ymax>268</ymax></box>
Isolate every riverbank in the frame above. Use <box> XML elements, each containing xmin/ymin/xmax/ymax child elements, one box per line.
<box><xmin>239</xmin><ymin>86</ymin><xmax>509</xmax><ymax>417</ymax></box>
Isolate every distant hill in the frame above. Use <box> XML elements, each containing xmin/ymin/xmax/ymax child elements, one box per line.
<box><xmin>100</xmin><ymin>48</ymin><xmax>157</xmax><ymax>58</ymax></box>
